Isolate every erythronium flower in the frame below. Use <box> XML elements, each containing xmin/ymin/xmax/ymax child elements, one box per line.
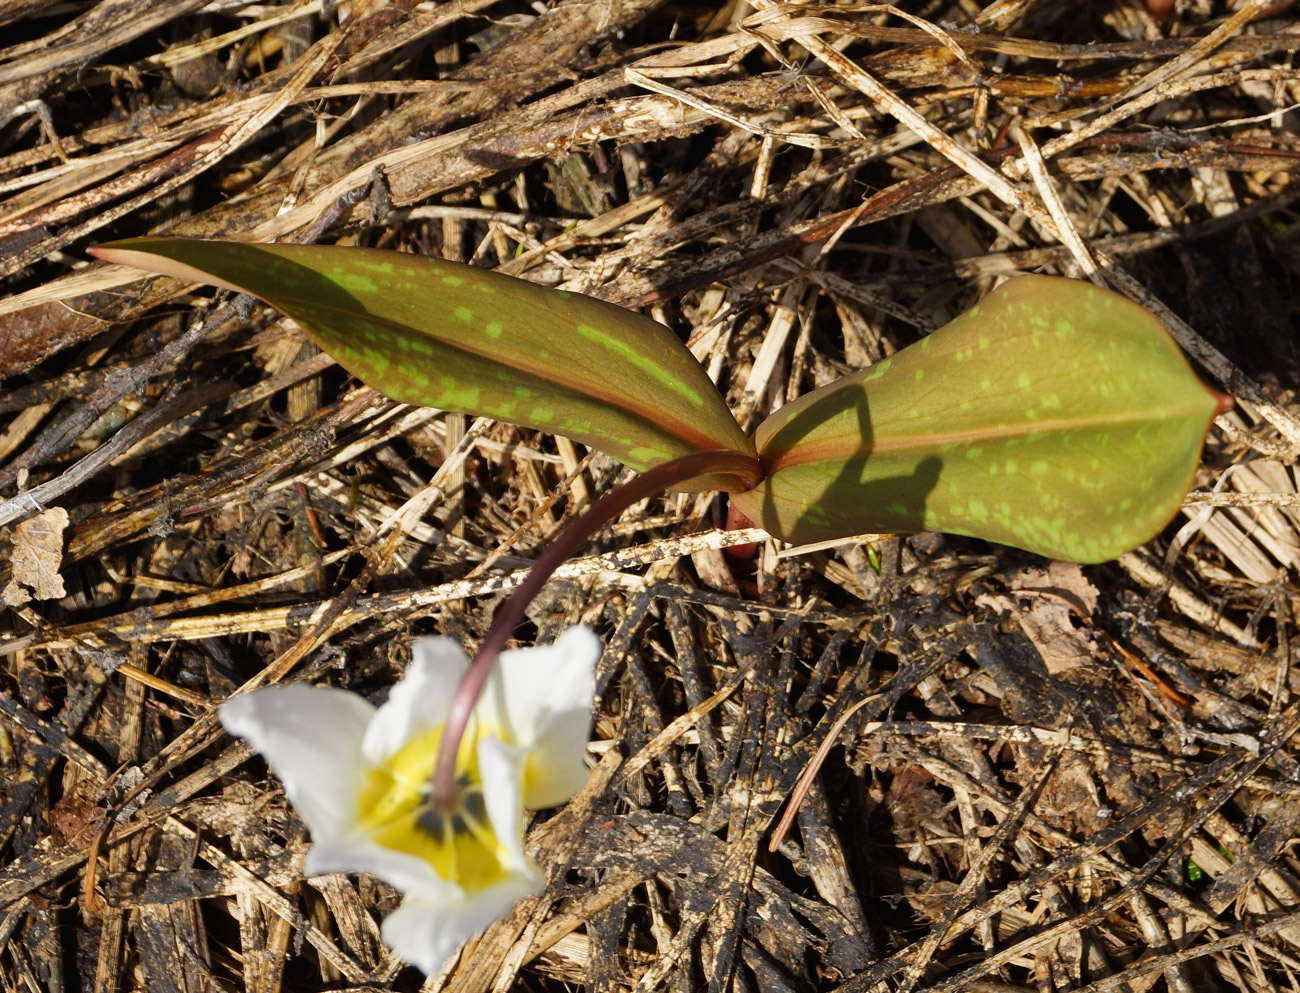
<box><xmin>218</xmin><ymin>626</ymin><xmax>600</xmax><ymax>975</ymax></box>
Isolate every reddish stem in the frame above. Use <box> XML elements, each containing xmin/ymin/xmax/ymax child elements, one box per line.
<box><xmin>429</xmin><ymin>449</ymin><xmax>764</xmax><ymax>811</ymax></box>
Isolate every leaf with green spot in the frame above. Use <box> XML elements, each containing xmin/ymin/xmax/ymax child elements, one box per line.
<box><xmin>730</xmin><ymin>276</ymin><xmax>1226</xmax><ymax>563</ymax></box>
<box><xmin>87</xmin><ymin>238</ymin><xmax>756</xmax><ymax>491</ymax></box>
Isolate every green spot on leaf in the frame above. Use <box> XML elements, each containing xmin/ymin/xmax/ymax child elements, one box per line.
<box><xmin>576</xmin><ymin>324</ymin><xmax>707</xmax><ymax>409</ymax></box>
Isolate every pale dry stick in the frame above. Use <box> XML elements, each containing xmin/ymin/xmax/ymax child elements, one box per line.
<box><xmin>1190</xmin><ymin>491</ymin><xmax>1300</xmax><ymax>506</ymax></box>
<box><xmin>1270</xmin><ymin>585</ymin><xmax>1293</xmax><ymax>720</ymax></box>
<box><xmin>623</xmin><ymin>68</ymin><xmax>839</xmax><ymax>150</ymax></box>
<box><xmin>795</xmin><ymin>196</ymin><xmax>876</xmax><ymax>281</ymax></box>
<box><xmin>146</xmin><ymin>0</ymin><xmax>324</xmax><ymax>69</ymax></box>
<box><xmin>0</xmin><ymin>100</ymin><xmax>68</xmax><ymax>163</ymax></box>
<box><xmin>734</xmin><ymin>281</ymin><xmax>801</xmax><ymax>428</ymax></box>
<box><xmin>1114</xmin><ymin>0</ymin><xmax>1274</xmax><ymax>102</ymax></box>
<box><xmin>0</xmin><ymin>403</ymin><xmax>54</xmax><ymax>466</ymax></box>
<box><xmin>1022</xmin><ymin>65</ymin><xmax>1300</xmax><ymax>175</ymax></box>
<box><xmin>374</xmin><ymin>416</ymin><xmax>493</xmax><ymax>540</ymax></box>
<box><xmin>803</xmin><ymin>77</ymin><xmax>871</xmax><ymax>142</ymax></box>
<box><xmin>774</xmin><ymin>533</ymin><xmax>895</xmax><ymax>557</ymax></box>
<box><xmin>805</xmin><ymin>3</ymin><xmax>984</xmax><ymax>78</ymax></box>
<box><xmin>956</xmin><ymin>194</ymin><xmax>1030</xmax><ymax>250</ymax></box>
<box><xmin>751</xmin><ymin>133</ymin><xmax>776</xmax><ymax>200</ymax></box>
<box><xmin>1118</xmin><ymin>550</ymin><xmax>1254</xmax><ymax>646</ymax></box>
<box><xmin>1011</xmin><ymin>123</ymin><xmax>1099</xmax><ymax>283</ymax></box>
<box><xmin>1129</xmin><ymin>889</ymin><xmax>1199</xmax><ymax>993</ymax></box>
<box><xmin>1184</xmin><ymin>99</ymin><xmax>1300</xmax><ymax>132</ymax></box>
<box><xmin>443</xmin><ymin>412</ymin><xmax>468</xmax><ymax>543</ymax></box>
<box><xmin>113</xmin><ymin>664</ymin><xmax>211</xmax><ymax>709</ymax></box>
<box><xmin>1216</xmin><ymin>414</ymin><xmax>1298</xmax><ymax>461</ymax></box>
<box><xmin>1166</xmin><ymin>464</ymin><xmax>1242</xmax><ymax>576</ymax></box>
<box><xmin>406</xmin><ymin>203</ymin><xmax>591</xmax><ymax>230</ymax></box>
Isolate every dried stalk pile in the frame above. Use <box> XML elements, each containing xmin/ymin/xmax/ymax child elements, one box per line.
<box><xmin>2</xmin><ymin>1</ymin><xmax>1300</xmax><ymax>991</ymax></box>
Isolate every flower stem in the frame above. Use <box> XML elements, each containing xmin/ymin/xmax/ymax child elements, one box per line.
<box><xmin>429</xmin><ymin>449</ymin><xmax>763</xmax><ymax>812</ymax></box>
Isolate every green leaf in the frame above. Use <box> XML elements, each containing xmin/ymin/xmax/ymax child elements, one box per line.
<box><xmin>730</xmin><ymin>276</ymin><xmax>1225</xmax><ymax>563</ymax></box>
<box><xmin>88</xmin><ymin>238</ymin><xmax>756</xmax><ymax>491</ymax></box>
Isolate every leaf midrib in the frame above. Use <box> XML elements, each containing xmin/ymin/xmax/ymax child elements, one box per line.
<box><xmin>764</xmin><ymin>402</ymin><xmax>1212</xmax><ymax>474</ymax></box>
<box><xmin>285</xmin><ymin>293</ymin><xmax>741</xmax><ymax>457</ymax></box>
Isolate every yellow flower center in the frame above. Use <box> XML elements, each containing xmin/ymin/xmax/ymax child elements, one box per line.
<box><xmin>356</xmin><ymin>725</ymin><xmax>513</xmax><ymax>892</ymax></box>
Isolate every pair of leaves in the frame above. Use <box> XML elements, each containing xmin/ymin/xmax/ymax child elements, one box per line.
<box><xmin>89</xmin><ymin>239</ymin><xmax>1225</xmax><ymax>563</ymax></box>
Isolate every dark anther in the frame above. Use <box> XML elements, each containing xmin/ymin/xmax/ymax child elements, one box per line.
<box><xmin>461</xmin><ymin>788</ymin><xmax>487</xmax><ymax>825</ymax></box>
<box><xmin>419</xmin><ymin>776</ymin><xmax>486</xmax><ymax>838</ymax></box>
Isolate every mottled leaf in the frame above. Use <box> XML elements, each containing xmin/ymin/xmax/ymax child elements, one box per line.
<box><xmin>88</xmin><ymin>239</ymin><xmax>756</xmax><ymax>491</ymax></box>
<box><xmin>731</xmin><ymin>276</ymin><xmax>1226</xmax><ymax>563</ymax></box>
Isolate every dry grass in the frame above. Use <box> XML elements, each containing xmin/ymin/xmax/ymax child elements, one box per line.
<box><xmin>3</xmin><ymin>0</ymin><xmax>1300</xmax><ymax>990</ymax></box>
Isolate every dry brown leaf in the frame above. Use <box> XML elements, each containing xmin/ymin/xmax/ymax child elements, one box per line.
<box><xmin>978</xmin><ymin>563</ymin><xmax>1099</xmax><ymax>674</ymax></box>
<box><xmin>2</xmin><ymin>506</ymin><xmax>69</xmax><ymax>605</ymax></box>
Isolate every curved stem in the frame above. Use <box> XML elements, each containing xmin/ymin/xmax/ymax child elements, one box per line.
<box><xmin>429</xmin><ymin>449</ymin><xmax>763</xmax><ymax>811</ymax></box>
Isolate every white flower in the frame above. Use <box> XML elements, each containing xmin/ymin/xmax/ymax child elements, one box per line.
<box><xmin>218</xmin><ymin>626</ymin><xmax>600</xmax><ymax>975</ymax></box>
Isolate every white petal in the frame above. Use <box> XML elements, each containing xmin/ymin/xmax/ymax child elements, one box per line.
<box><xmin>304</xmin><ymin>836</ymin><xmax>455</xmax><ymax>902</ymax></box>
<box><xmin>219</xmin><ymin>685</ymin><xmax>373</xmax><ymax>838</ymax></box>
<box><xmin>379</xmin><ymin>869</ymin><xmax>544</xmax><ymax>975</ymax></box>
<box><xmin>363</xmin><ymin>637</ymin><xmax>468</xmax><ymax>765</ymax></box>
<box><xmin>483</xmin><ymin>626</ymin><xmax>599</xmax><ymax>809</ymax></box>
<box><xmin>476</xmin><ymin>736</ymin><xmax>529</xmax><ymax>870</ymax></box>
